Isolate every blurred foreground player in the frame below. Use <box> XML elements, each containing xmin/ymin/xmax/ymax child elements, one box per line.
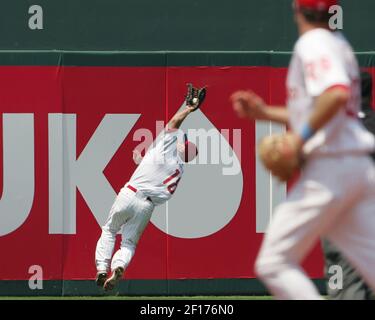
<box><xmin>359</xmin><ymin>72</ymin><xmax>375</xmax><ymax>161</ymax></box>
<box><xmin>95</xmin><ymin>84</ymin><xmax>206</xmax><ymax>291</ymax></box>
<box><xmin>322</xmin><ymin>72</ymin><xmax>375</xmax><ymax>300</ymax></box>
<box><xmin>231</xmin><ymin>0</ymin><xmax>375</xmax><ymax>299</ymax></box>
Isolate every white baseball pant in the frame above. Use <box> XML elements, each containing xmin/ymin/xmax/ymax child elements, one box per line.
<box><xmin>95</xmin><ymin>184</ymin><xmax>154</xmax><ymax>273</ymax></box>
<box><xmin>255</xmin><ymin>155</ymin><xmax>375</xmax><ymax>300</ymax></box>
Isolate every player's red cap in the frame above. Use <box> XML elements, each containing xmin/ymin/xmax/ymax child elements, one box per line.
<box><xmin>295</xmin><ymin>0</ymin><xmax>338</xmax><ymax>11</ymax></box>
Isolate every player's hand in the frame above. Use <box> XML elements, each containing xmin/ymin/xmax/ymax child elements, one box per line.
<box><xmin>133</xmin><ymin>149</ymin><xmax>143</xmax><ymax>165</ymax></box>
<box><xmin>230</xmin><ymin>90</ymin><xmax>267</xmax><ymax>120</ymax></box>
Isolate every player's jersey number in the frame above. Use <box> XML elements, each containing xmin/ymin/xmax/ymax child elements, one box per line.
<box><xmin>163</xmin><ymin>169</ymin><xmax>181</xmax><ymax>194</ymax></box>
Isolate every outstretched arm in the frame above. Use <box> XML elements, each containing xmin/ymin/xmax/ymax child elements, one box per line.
<box><xmin>167</xmin><ymin>104</ymin><xmax>196</xmax><ymax>130</ymax></box>
<box><xmin>230</xmin><ymin>90</ymin><xmax>289</xmax><ymax>125</ymax></box>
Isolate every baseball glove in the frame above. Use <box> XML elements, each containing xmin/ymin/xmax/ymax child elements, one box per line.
<box><xmin>258</xmin><ymin>133</ymin><xmax>303</xmax><ymax>182</ymax></box>
<box><xmin>186</xmin><ymin>83</ymin><xmax>207</xmax><ymax>111</ymax></box>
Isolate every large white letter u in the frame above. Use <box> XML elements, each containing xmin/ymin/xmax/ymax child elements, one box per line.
<box><xmin>0</xmin><ymin>114</ymin><xmax>35</xmax><ymax>236</ymax></box>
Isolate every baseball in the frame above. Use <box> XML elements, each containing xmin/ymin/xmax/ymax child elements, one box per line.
<box><xmin>192</xmin><ymin>97</ymin><xmax>198</xmax><ymax>104</ymax></box>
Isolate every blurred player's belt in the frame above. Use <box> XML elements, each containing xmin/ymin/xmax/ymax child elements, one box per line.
<box><xmin>127</xmin><ymin>185</ymin><xmax>153</xmax><ymax>204</ymax></box>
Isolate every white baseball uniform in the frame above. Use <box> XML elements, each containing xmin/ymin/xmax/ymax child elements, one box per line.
<box><xmin>255</xmin><ymin>28</ymin><xmax>375</xmax><ymax>300</ymax></box>
<box><xmin>95</xmin><ymin>129</ymin><xmax>184</xmax><ymax>272</ymax></box>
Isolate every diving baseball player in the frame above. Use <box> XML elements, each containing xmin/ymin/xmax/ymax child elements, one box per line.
<box><xmin>95</xmin><ymin>84</ymin><xmax>206</xmax><ymax>291</ymax></box>
<box><xmin>231</xmin><ymin>0</ymin><xmax>375</xmax><ymax>299</ymax></box>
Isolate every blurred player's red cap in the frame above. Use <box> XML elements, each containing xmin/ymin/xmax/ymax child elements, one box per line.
<box><xmin>295</xmin><ymin>0</ymin><xmax>338</xmax><ymax>11</ymax></box>
<box><xmin>182</xmin><ymin>133</ymin><xmax>198</xmax><ymax>162</ymax></box>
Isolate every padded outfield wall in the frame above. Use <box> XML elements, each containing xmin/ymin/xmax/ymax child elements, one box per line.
<box><xmin>0</xmin><ymin>0</ymin><xmax>375</xmax><ymax>296</ymax></box>
<box><xmin>1</xmin><ymin>52</ymin><xmax>375</xmax><ymax>296</ymax></box>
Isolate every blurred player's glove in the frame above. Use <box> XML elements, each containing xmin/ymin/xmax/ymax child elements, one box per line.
<box><xmin>186</xmin><ymin>83</ymin><xmax>206</xmax><ymax>111</ymax></box>
<box><xmin>258</xmin><ymin>133</ymin><xmax>303</xmax><ymax>182</ymax></box>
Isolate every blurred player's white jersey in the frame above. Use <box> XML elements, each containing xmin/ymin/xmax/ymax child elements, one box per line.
<box><xmin>126</xmin><ymin>129</ymin><xmax>184</xmax><ymax>206</ymax></box>
<box><xmin>287</xmin><ymin>28</ymin><xmax>375</xmax><ymax>156</ymax></box>
<box><xmin>256</xmin><ymin>28</ymin><xmax>375</xmax><ymax>300</ymax></box>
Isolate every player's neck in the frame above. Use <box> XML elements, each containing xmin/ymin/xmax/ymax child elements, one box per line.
<box><xmin>298</xmin><ymin>22</ymin><xmax>330</xmax><ymax>36</ymax></box>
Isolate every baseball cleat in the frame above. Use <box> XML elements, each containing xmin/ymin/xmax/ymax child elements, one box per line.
<box><xmin>103</xmin><ymin>267</ymin><xmax>124</xmax><ymax>291</ymax></box>
<box><xmin>95</xmin><ymin>272</ymin><xmax>108</xmax><ymax>287</ymax></box>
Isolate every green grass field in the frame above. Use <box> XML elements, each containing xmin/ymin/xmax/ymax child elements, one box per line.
<box><xmin>0</xmin><ymin>296</ymin><xmax>272</xmax><ymax>300</ymax></box>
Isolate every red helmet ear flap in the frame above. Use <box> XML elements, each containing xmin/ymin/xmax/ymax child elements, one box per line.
<box><xmin>184</xmin><ymin>141</ymin><xmax>198</xmax><ymax>162</ymax></box>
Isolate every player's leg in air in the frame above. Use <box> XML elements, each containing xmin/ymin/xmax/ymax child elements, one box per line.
<box><xmin>94</xmin><ymin>84</ymin><xmax>206</xmax><ymax>290</ymax></box>
<box><xmin>97</xmin><ymin>188</ymin><xmax>154</xmax><ymax>290</ymax></box>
